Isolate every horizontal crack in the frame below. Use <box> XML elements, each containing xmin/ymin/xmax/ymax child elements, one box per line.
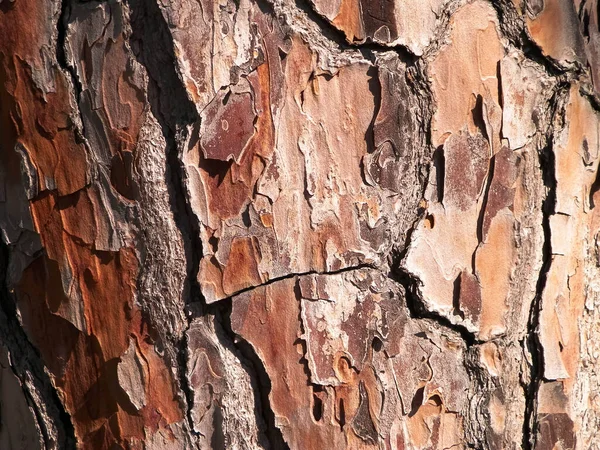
<box><xmin>206</xmin><ymin>262</ymin><xmax>380</xmax><ymax>303</ymax></box>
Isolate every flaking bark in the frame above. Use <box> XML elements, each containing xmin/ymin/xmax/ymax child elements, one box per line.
<box><xmin>2</xmin><ymin>0</ymin><xmax>600</xmax><ymax>449</ymax></box>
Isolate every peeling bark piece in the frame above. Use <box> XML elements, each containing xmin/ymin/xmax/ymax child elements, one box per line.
<box><xmin>309</xmin><ymin>0</ymin><xmax>451</xmax><ymax>55</ymax></box>
<box><xmin>405</xmin><ymin>131</ymin><xmax>490</xmax><ymax>334</ymax></box>
<box><xmin>430</xmin><ymin>0</ymin><xmax>503</xmax><ymax>148</ymax></box>
<box><xmin>472</xmin><ymin>146</ymin><xmax>529</xmax><ymax>340</ymax></box>
<box><xmin>66</xmin><ymin>0</ymin><xmax>146</xmax><ymax>202</ymax></box>
<box><xmin>351</xmin><ymin>381</ymin><xmax>378</xmax><ymax>444</ymax></box>
<box><xmin>394</xmin><ymin>330</ymin><xmax>468</xmax><ymax>449</ymax></box>
<box><xmin>536</xmin><ymin>381</ymin><xmax>577</xmax><ymax>450</ymax></box>
<box><xmin>456</xmin><ymin>270</ymin><xmax>482</xmax><ymax>325</ymax></box>
<box><xmin>157</xmin><ymin>0</ymin><xmax>261</xmax><ymax>110</ymax></box>
<box><xmin>299</xmin><ymin>270</ymin><xmax>400</xmax><ymax>385</ymax></box>
<box><xmin>554</xmin><ymin>86</ymin><xmax>600</xmax><ymax>218</ymax></box>
<box><xmin>362</xmin><ymin>53</ymin><xmax>428</xmax><ymax>250</ymax></box>
<box><xmin>221</xmin><ymin>236</ymin><xmax>263</xmax><ymax>295</ymax></box>
<box><xmin>0</xmin><ymin>57</ymin><xmax>88</xmax><ymax>196</ymax></box>
<box><xmin>117</xmin><ymin>338</ymin><xmax>147</xmax><ymax>411</ymax></box>
<box><xmin>444</xmin><ymin>133</ymin><xmax>490</xmax><ymax>211</ymax></box>
<box><xmin>500</xmin><ymin>53</ymin><xmax>552</xmax><ymax>150</ymax></box>
<box><xmin>537</xmin><ymin>413</ymin><xmax>576</xmax><ymax>450</ymax></box>
<box><xmin>406</xmin><ymin>124</ymin><xmax>542</xmax><ymax>340</ymax></box>
<box><xmin>525</xmin><ymin>0</ymin><xmax>586</xmax><ymax>67</ymax></box>
<box><xmin>231</xmin><ymin>277</ymin><xmax>346</xmax><ymax>449</ymax></box>
<box><xmin>200</xmin><ymin>86</ymin><xmax>256</xmax><ymax>163</ymax></box>
<box><xmin>390</xmin><ymin>327</ymin><xmax>469</xmax><ymax>420</ymax></box>
<box><xmin>407</xmin><ymin>404</ymin><xmax>463</xmax><ymax>450</ymax></box>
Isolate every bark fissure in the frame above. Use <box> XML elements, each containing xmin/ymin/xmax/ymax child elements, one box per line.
<box><xmin>216</xmin><ymin>302</ymin><xmax>289</xmax><ymax>450</ymax></box>
<box><xmin>56</xmin><ymin>0</ymin><xmax>88</xmax><ymax>144</ymax></box>
<box><xmin>390</xmin><ymin>147</ymin><xmax>478</xmax><ymax>346</ymax></box>
<box><xmin>209</xmin><ymin>264</ymin><xmax>386</xmax><ymax>449</ymax></box>
<box><xmin>126</xmin><ymin>0</ymin><xmax>203</xmax><ymax>437</ymax></box>
<box><xmin>392</xmin><ymin>267</ymin><xmax>479</xmax><ymax>347</ymax></box>
<box><xmin>220</xmin><ymin>263</ymin><xmax>379</xmax><ymax>302</ymax></box>
<box><xmin>490</xmin><ymin>0</ymin><xmax>584</xmax><ymax>79</ymax></box>
<box><xmin>521</xmin><ymin>84</ymin><xmax>567</xmax><ymax>450</ymax></box>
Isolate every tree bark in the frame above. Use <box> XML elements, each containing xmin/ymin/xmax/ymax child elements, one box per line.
<box><xmin>1</xmin><ymin>0</ymin><xmax>600</xmax><ymax>448</ymax></box>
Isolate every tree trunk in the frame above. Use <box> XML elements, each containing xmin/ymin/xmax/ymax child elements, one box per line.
<box><xmin>1</xmin><ymin>0</ymin><xmax>599</xmax><ymax>448</ymax></box>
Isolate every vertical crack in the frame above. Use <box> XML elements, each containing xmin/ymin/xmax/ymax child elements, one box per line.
<box><xmin>521</xmin><ymin>144</ymin><xmax>551</xmax><ymax>450</ymax></box>
<box><xmin>521</xmin><ymin>83</ymin><xmax>566</xmax><ymax>450</ymax></box>
<box><xmin>126</xmin><ymin>2</ymin><xmax>287</xmax><ymax>446</ymax></box>
<box><xmin>126</xmin><ymin>0</ymin><xmax>203</xmax><ymax>437</ymax></box>
<box><xmin>218</xmin><ymin>302</ymin><xmax>289</xmax><ymax>450</ymax></box>
<box><xmin>56</xmin><ymin>0</ymin><xmax>88</xmax><ymax>144</ymax></box>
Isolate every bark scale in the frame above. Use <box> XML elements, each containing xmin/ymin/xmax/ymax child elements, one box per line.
<box><xmin>1</xmin><ymin>0</ymin><xmax>599</xmax><ymax>449</ymax></box>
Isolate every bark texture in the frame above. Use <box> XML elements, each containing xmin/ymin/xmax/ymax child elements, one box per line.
<box><xmin>1</xmin><ymin>0</ymin><xmax>600</xmax><ymax>449</ymax></box>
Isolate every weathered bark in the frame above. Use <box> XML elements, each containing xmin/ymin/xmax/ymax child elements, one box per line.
<box><xmin>1</xmin><ymin>0</ymin><xmax>600</xmax><ymax>448</ymax></box>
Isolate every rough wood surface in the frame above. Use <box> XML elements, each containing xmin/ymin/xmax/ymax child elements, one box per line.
<box><xmin>2</xmin><ymin>0</ymin><xmax>600</xmax><ymax>449</ymax></box>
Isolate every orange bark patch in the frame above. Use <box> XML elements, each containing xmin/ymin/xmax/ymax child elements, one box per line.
<box><xmin>0</xmin><ymin>56</ymin><xmax>88</xmax><ymax>195</ymax></box>
<box><xmin>16</xmin><ymin>192</ymin><xmax>183</xmax><ymax>448</ymax></box>
<box><xmin>231</xmin><ymin>279</ymin><xmax>346</xmax><ymax>449</ymax></box>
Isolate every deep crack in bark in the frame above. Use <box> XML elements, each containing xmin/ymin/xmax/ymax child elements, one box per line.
<box><xmin>57</xmin><ymin>0</ymin><xmax>89</xmax><ymax>145</ymax></box>
<box><xmin>216</xmin><ymin>301</ymin><xmax>289</xmax><ymax>450</ymax></box>
<box><xmin>521</xmin><ymin>82</ymin><xmax>569</xmax><ymax>450</ymax></box>
<box><xmin>126</xmin><ymin>1</ymin><xmax>301</xmax><ymax>446</ymax></box>
<box><xmin>391</xmin><ymin>267</ymin><xmax>479</xmax><ymax>347</ymax></box>
<box><xmin>490</xmin><ymin>0</ymin><xmax>585</xmax><ymax>80</ymax></box>
<box><xmin>126</xmin><ymin>0</ymin><xmax>204</xmax><ymax>438</ymax></box>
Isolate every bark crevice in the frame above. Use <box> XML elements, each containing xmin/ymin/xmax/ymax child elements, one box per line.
<box><xmin>220</xmin><ymin>263</ymin><xmax>379</xmax><ymax>302</ymax></box>
<box><xmin>216</xmin><ymin>302</ymin><xmax>289</xmax><ymax>450</ymax></box>
<box><xmin>490</xmin><ymin>0</ymin><xmax>583</xmax><ymax>78</ymax></box>
<box><xmin>521</xmin><ymin>83</ymin><xmax>567</xmax><ymax>450</ymax></box>
<box><xmin>56</xmin><ymin>0</ymin><xmax>88</xmax><ymax>144</ymax></box>
<box><xmin>390</xmin><ymin>267</ymin><xmax>479</xmax><ymax>347</ymax></box>
<box><xmin>126</xmin><ymin>0</ymin><xmax>203</xmax><ymax>437</ymax></box>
